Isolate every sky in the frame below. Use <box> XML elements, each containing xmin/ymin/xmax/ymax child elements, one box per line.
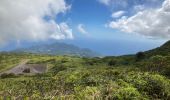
<box><xmin>0</xmin><ymin>0</ymin><xmax>170</xmax><ymax>56</ymax></box>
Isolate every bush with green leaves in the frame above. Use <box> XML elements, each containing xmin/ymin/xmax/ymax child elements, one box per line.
<box><xmin>0</xmin><ymin>53</ymin><xmax>170</xmax><ymax>99</ymax></box>
<box><xmin>135</xmin><ymin>52</ymin><xmax>145</xmax><ymax>61</ymax></box>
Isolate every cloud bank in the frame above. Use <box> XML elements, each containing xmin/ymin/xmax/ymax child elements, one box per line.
<box><xmin>0</xmin><ymin>0</ymin><xmax>73</xmax><ymax>45</ymax></box>
<box><xmin>108</xmin><ymin>0</ymin><xmax>170</xmax><ymax>38</ymax></box>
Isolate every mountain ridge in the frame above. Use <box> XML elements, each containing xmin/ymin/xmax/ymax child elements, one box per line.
<box><xmin>145</xmin><ymin>40</ymin><xmax>170</xmax><ymax>56</ymax></box>
<box><xmin>12</xmin><ymin>42</ymin><xmax>101</xmax><ymax>57</ymax></box>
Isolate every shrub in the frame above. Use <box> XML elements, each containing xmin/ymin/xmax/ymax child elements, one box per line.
<box><xmin>163</xmin><ymin>66</ymin><xmax>170</xmax><ymax>77</ymax></box>
<box><xmin>108</xmin><ymin>59</ymin><xmax>117</xmax><ymax>66</ymax></box>
<box><xmin>112</xmin><ymin>87</ymin><xmax>143</xmax><ymax>100</ymax></box>
<box><xmin>147</xmin><ymin>55</ymin><xmax>167</xmax><ymax>72</ymax></box>
<box><xmin>52</xmin><ymin>64</ymin><xmax>67</xmax><ymax>74</ymax></box>
<box><xmin>145</xmin><ymin>75</ymin><xmax>170</xmax><ymax>99</ymax></box>
<box><xmin>75</xmin><ymin>86</ymin><xmax>101</xmax><ymax>99</ymax></box>
<box><xmin>0</xmin><ymin>73</ymin><xmax>16</xmax><ymax>78</ymax></box>
<box><xmin>135</xmin><ymin>52</ymin><xmax>145</xmax><ymax>61</ymax></box>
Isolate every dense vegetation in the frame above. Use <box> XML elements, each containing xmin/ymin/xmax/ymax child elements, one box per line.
<box><xmin>146</xmin><ymin>40</ymin><xmax>170</xmax><ymax>57</ymax></box>
<box><xmin>0</xmin><ymin>41</ymin><xmax>170</xmax><ymax>99</ymax></box>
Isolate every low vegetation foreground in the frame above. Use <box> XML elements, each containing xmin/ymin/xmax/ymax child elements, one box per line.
<box><xmin>0</xmin><ymin>41</ymin><xmax>170</xmax><ymax>100</ymax></box>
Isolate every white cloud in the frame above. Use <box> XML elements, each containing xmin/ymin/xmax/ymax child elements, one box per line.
<box><xmin>98</xmin><ymin>0</ymin><xmax>162</xmax><ymax>10</ymax></box>
<box><xmin>0</xmin><ymin>0</ymin><xmax>73</xmax><ymax>45</ymax></box>
<box><xmin>98</xmin><ymin>0</ymin><xmax>128</xmax><ymax>8</ymax></box>
<box><xmin>134</xmin><ymin>5</ymin><xmax>145</xmax><ymax>11</ymax></box>
<box><xmin>98</xmin><ymin>0</ymin><xmax>111</xmax><ymax>6</ymax></box>
<box><xmin>50</xmin><ymin>22</ymin><xmax>73</xmax><ymax>40</ymax></box>
<box><xmin>77</xmin><ymin>24</ymin><xmax>88</xmax><ymax>35</ymax></box>
<box><xmin>108</xmin><ymin>0</ymin><xmax>170</xmax><ymax>38</ymax></box>
<box><xmin>111</xmin><ymin>11</ymin><xmax>125</xmax><ymax>18</ymax></box>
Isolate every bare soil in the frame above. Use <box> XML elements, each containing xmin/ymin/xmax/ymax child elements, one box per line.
<box><xmin>1</xmin><ymin>60</ymin><xmax>47</xmax><ymax>75</ymax></box>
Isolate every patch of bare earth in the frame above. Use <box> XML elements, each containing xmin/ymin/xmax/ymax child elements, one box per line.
<box><xmin>0</xmin><ymin>60</ymin><xmax>47</xmax><ymax>75</ymax></box>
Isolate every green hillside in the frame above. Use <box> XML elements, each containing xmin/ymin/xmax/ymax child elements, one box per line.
<box><xmin>146</xmin><ymin>40</ymin><xmax>170</xmax><ymax>57</ymax></box>
<box><xmin>0</xmin><ymin>41</ymin><xmax>170</xmax><ymax>99</ymax></box>
<box><xmin>12</xmin><ymin>42</ymin><xmax>100</xmax><ymax>57</ymax></box>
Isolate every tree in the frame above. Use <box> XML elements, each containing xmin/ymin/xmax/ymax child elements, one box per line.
<box><xmin>108</xmin><ymin>59</ymin><xmax>117</xmax><ymax>66</ymax></box>
<box><xmin>135</xmin><ymin>52</ymin><xmax>145</xmax><ymax>61</ymax></box>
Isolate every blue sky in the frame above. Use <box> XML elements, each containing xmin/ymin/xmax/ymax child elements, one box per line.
<box><xmin>58</xmin><ymin>0</ymin><xmax>167</xmax><ymax>55</ymax></box>
<box><xmin>0</xmin><ymin>0</ymin><xmax>169</xmax><ymax>56</ymax></box>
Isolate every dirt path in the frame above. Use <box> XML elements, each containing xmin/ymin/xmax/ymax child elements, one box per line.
<box><xmin>0</xmin><ymin>59</ymin><xmax>30</xmax><ymax>75</ymax></box>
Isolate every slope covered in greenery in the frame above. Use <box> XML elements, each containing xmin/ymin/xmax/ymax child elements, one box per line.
<box><xmin>0</xmin><ymin>41</ymin><xmax>170</xmax><ymax>99</ymax></box>
<box><xmin>146</xmin><ymin>40</ymin><xmax>170</xmax><ymax>57</ymax></box>
<box><xmin>12</xmin><ymin>42</ymin><xmax>100</xmax><ymax>57</ymax></box>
